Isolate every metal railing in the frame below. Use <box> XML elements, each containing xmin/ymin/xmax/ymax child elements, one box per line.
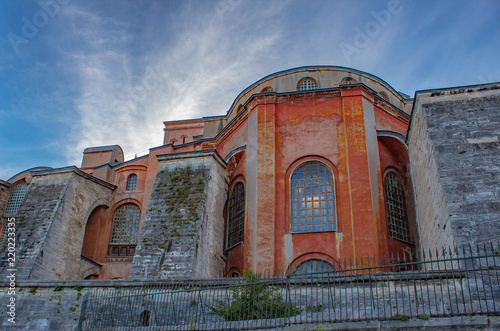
<box><xmin>78</xmin><ymin>242</ymin><xmax>500</xmax><ymax>330</ymax></box>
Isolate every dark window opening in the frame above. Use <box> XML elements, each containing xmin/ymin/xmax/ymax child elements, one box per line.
<box><xmin>139</xmin><ymin>310</ymin><xmax>151</xmax><ymax>326</ymax></box>
<box><xmin>227</xmin><ymin>182</ymin><xmax>245</xmax><ymax>248</ymax></box>
<box><xmin>384</xmin><ymin>172</ymin><xmax>411</xmax><ymax>242</ymax></box>
<box><xmin>292</xmin><ymin>259</ymin><xmax>335</xmax><ymax>275</ymax></box>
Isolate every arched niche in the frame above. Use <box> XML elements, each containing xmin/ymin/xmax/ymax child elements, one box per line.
<box><xmin>81</xmin><ymin>205</ymin><xmax>108</xmax><ymax>262</ymax></box>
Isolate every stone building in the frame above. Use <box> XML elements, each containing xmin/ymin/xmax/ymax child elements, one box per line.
<box><xmin>1</xmin><ymin>66</ymin><xmax>499</xmax><ymax>281</ymax></box>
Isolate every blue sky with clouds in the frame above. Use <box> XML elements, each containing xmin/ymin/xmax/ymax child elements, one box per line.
<box><xmin>1</xmin><ymin>0</ymin><xmax>499</xmax><ymax>180</ymax></box>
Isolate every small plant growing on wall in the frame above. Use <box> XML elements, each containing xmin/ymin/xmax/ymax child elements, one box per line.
<box><xmin>208</xmin><ymin>269</ymin><xmax>301</xmax><ymax>321</ymax></box>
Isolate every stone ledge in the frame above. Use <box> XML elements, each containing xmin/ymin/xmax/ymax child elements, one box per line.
<box><xmin>156</xmin><ymin>149</ymin><xmax>226</xmax><ymax>168</ymax></box>
<box><xmin>274</xmin><ymin>315</ymin><xmax>493</xmax><ymax>330</ymax></box>
<box><xmin>31</xmin><ymin>166</ymin><xmax>116</xmax><ymax>190</ymax></box>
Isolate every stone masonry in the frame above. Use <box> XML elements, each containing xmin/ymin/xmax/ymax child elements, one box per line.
<box><xmin>408</xmin><ymin>84</ymin><xmax>500</xmax><ymax>251</ymax></box>
<box><xmin>0</xmin><ymin>167</ymin><xmax>115</xmax><ymax>280</ymax></box>
<box><xmin>129</xmin><ymin>150</ymin><xmax>228</xmax><ymax>279</ymax></box>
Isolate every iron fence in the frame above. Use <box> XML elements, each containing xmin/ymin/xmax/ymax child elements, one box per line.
<box><xmin>78</xmin><ymin>242</ymin><xmax>500</xmax><ymax>330</ymax></box>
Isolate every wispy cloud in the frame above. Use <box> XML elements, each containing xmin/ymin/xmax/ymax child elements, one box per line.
<box><xmin>60</xmin><ymin>1</ymin><xmax>285</xmax><ymax>164</ymax></box>
<box><xmin>1</xmin><ymin>0</ymin><xmax>499</xmax><ymax>179</ymax></box>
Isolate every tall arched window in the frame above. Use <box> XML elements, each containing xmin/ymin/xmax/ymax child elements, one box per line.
<box><xmin>126</xmin><ymin>174</ymin><xmax>137</xmax><ymax>191</ymax></box>
<box><xmin>108</xmin><ymin>204</ymin><xmax>141</xmax><ymax>257</ymax></box>
<box><xmin>5</xmin><ymin>181</ymin><xmax>28</xmax><ymax>214</ymax></box>
<box><xmin>226</xmin><ymin>182</ymin><xmax>245</xmax><ymax>248</ymax></box>
<box><xmin>297</xmin><ymin>78</ymin><xmax>317</xmax><ymax>91</ymax></box>
<box><xmin>290</xmin><ymin>161</ymin><xmax>336</xmax><ymax>232</ymax></box>
<box><xmin>292</xmin><ymin>259</ymin><xmax>335</xmax><ymax>275</ymax></box>
<box><xmin>384</xmin><ymin>172</ymin><xmax>410</xmax><ymax>242</ymax></box>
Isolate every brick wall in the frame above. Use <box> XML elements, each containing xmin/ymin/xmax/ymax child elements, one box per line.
<box><xmin>0</xmin><ymin>181</ymin><xmax>10</xmax><ymax>236</ymax></box>
<box><xmin>0</xmin><ymin>181</ymin><xmax>10</xmax><ymax>216</ymax></box>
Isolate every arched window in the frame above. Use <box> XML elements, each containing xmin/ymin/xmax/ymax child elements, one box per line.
<box><xmin>378</xmin><ymin>91</ymin><xmax>390</xmax><ymax>102</ymax></box>
<box><xmin>126</xmin><ymin>174</ymin><xmax>137</xmax><ymax>191</ymax></box>
<box><xmin>340</xmin><ymin>77</ymin><xmax>357</xmax><ymax>85</ymax></box>
<box><xmin>5</xmin><ymin>181</ymin><xmax>28</xmax><ymax>214</ymax></box>
<box><xmin>261</xmin><ymin>86</ymin><xmax>274</xmax><ymax>93</ymax></box>
<box><xmin>384</xmin><ymin>172</ymin><xmax>410</xmax><ymax>242</ymax></box>
<box><xmin>290</xmin><ymin>161</ymin><xmax>336</xmax><ymax>232</ymax></box>
<box><xmin>297</xmin><ymin>78</ymin><xmax>317</xmax><ymax>91</ymax></box>
<box><xmin>292</xmin><ymin>259</ymin><xmax>335</xmax><ymax>275</ymax></box>
<box><xmin>108</xmin><ymin>204</ymin><xmax>141</xmax><ymax>256</ymax></box>
<box><xmin>226</xmin><ymin>182</ymin><xmax>245</xmax><ymax>248</ymax></box>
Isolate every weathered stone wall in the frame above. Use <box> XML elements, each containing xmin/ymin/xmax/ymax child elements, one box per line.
<box><xmin>0</xmin><ymin>168</ymin><xmax>114</xmax><ymax>281</ymax></box>
<box><xmin>1</xmin><ymin>255</ymin><xmax>499</xmax><ymax>330</ymax></box>
<box><xmin>129</xmin><ymin>151</ymin><xmax>227</xmax><ymax>279</ymax></box>
<box><xmin>0</xmin><ymin>283</ymin><xmax>87</xmax><ymax>330</ymax></box>
<box><xmin>408</xmin><ymin>85</ymin><xmax>500</xmax><ymax>251</ymax></box>
<box><xmin>407</xmin><ymin>98</ymin><xmax>455</xmax><ymax>252</ymax></box>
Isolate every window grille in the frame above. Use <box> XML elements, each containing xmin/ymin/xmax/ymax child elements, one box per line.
<box><xmin>291</xmin><ymin>162</ymin><xmax>336</xmax><ymax>233</ymax></box>
<box><xmin>5</xmin><ymin>182</ymin><xmax>28</xmax><ymax>214</ymax></box>
<box><xmin>126</xmin><ymin>174</ymin><xmax>137</xmax><ymax>191</ymax></box>
<box><xmin>293</xmin><ymin>259</ymin><xmax>335</xmax><ymax>275</ymax></box>
<box><xmin>297</xmin><ymin>78</ymin><xmax>317</xmax><ymax>91</ymax></box>
<box><xmin>227</xmin><ymin>182</ymin><xmax>245</xmax><ymax>248</ymax></box>
<box><xmin>384</xmin><ymin>173</ymin><xmax>410</xmax><ymax>242</ymax></box>
<box><xmin>109</xmin><ymin>204</ymin><xmax>141</xmax><ymax>256</ymax></box>
<box><xmin>340</xmin><ymin>77</ymin><xmax>357</xmax><ymax>85</ymax></box>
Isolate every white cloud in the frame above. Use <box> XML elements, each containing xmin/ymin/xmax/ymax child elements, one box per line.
<box><xmin>62</xmin><ymin>1</ymin><xmax>285</xmax><ymax>164</ymax></box>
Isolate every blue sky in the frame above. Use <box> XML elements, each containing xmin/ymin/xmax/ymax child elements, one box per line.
<box><xmin>1</xmin><ymin>0</ymin><xmax>499</xmax><ymax>180</ymax></box>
